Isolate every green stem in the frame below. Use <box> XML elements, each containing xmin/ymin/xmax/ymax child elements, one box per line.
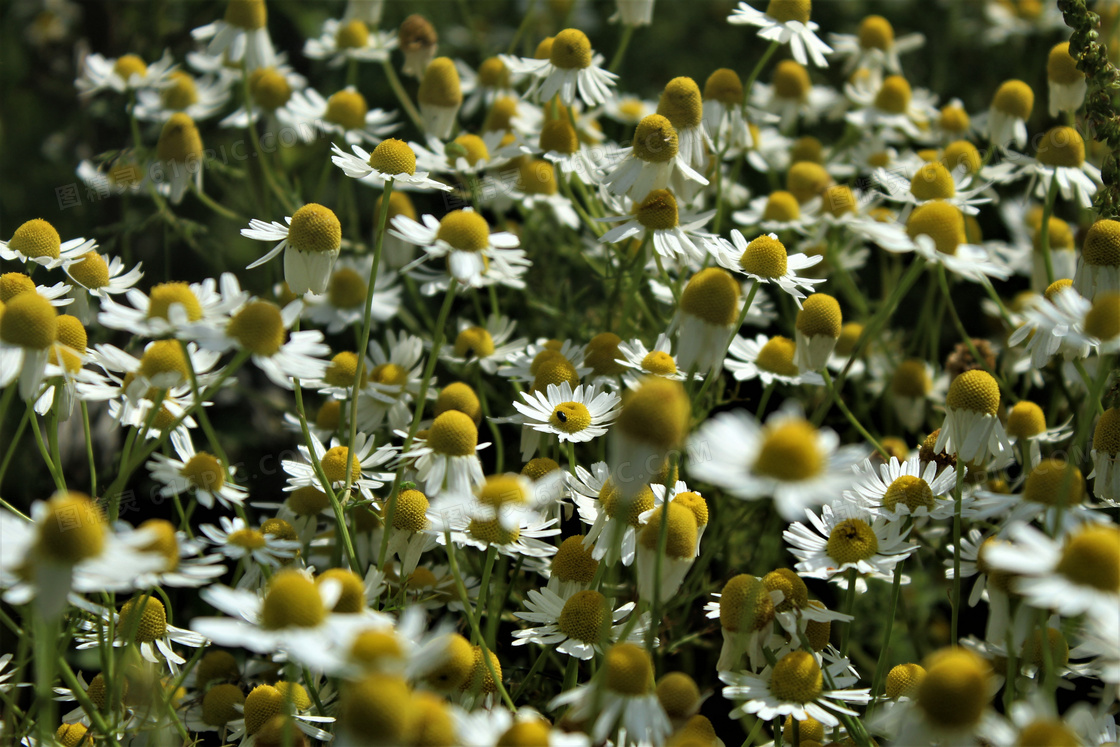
<box><xmin>608</xmin><ymin>24</ymin><xmax>636</xmax><ymax>73</ymax></box>
<box><xmin>950</xmin><ymin>463</ymin><xmax>965</xmax><ymax>644</ymax></box>
<box><xmin>839</xmin><ymin>567</ymin><xmax>859</xmax><ymax>658</ymax></box>
<box><xmin>29</xmin><ymin>407</ymin><xmax>65</xmax><ymax>492</ymax></box>
<box><xmin>822</xmin><ymin>369</ymin><xmax>888</xmax><ymax>458</ymax></box>
<box><xmin>381</xmin><ymin>59</ymin><xmax>425</xmax><ymax>133</ymax></box>
<box><xmin>741</xmin><ymin>41</ymin><xmax>781</xmax><ymax>105</ymax></box>
<box><xmin>869</xmin><ymin>552</ymin><xmax>906</xmax><ymax>710</ymax></box>
<box><xmin>80</xmin><ymin>401</ymin><xmax>97</xmax><ymax>496</ymax></box>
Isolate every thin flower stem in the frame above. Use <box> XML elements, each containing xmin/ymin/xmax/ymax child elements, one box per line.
<box><xmin>839</xmin><ymin>566</ymin><xmax>859</xmax><ymax>658</ymax></box>
<box><xmin>755</xmin><ymin>380</ymin><xmax>775</xmax><ymax>418</ymax></box>
<box><xmin>511</xmin><ymin>645</ymin><xmax>549</xmax><ymax>703</ymax></box>
<box><xmin>29</xmin><ymin>407</ymin><xmax>65</xmax><ymax>492</ymax></box>
<box><xmin>742</xmin><ymin>41</ymin><xmax>781</xmax><ymax>105</ymax></box>
<box><xmin>1073</xmin><ymin>359</ymin><xmax>1106</xmax><ymax>416</ymax></box>
<box><xmin>0</xmin><ymin>380</ymin><xmax>16</xmax><ymax>433</ymax></box>
<box><xmin>608</xmin><ymin>23</ymin><xmax>636</xmax><ymax>73</ymax></box>
<box><xmin>381</xmin><ymin>59</ymin><xmax>425</xmax><ymax>133</ymax></box>
<box><xmin>648</xmin><ymin>452</ymin><xmax>679</xmax><ymax>654</ymax></box>
<box><xmin>950</xmin><ymin>463</ymin><xmax>965</xmax><ymax>644</ymax></box>
<box><xmin>473</xmin><ymin>546</ymin><xmax>498</xmax><ymax>646</ymax></box>
<box><xmin>188</xmin><ymin>178</ymin><xmax>245</xmax><ymax>222</ymax></box>
<box><xmin>80</xmin><ymin>401</ymin><xmax>98</xmax><ymax>496</ymax></box>
<box><xmin>936</xmin><ymin>263</ymin><xmax>1015</xmax><ymax>401</ymax></box>
<box><xmin>869</xmin><ymin>552</ymin><xmax>906</xmax><ymax>710</ymax></box>
<box><xmin>822</xmin><ymin>369</ymin><xmax>888</xmax><ymax>459</ymax></box>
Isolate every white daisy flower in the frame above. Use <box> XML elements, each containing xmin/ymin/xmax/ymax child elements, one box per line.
<box><xmin>218</xmin><ymin>60</ymin><xmax>307</xmax><ymax>128</ymax></box>
<box><xmin>1090</xmin><ymin>407</ymin><xmax>1120</xmax><ymax>506</ymax></box>
<box><xmin>602</xmin><ymin>114</ymin><xmax>709</xmax><ymax>201</ymax></box>
<box><xmin>513</xmin><ymin>585</ymin><xmax>647</xmax><ymax>659</ymax></box>
<box><xmin>725</xmin><ymin>333</ymin><xmax>825</xmax><ymax>387</ymax></box>
<box><xmin>985</xmin><ymin>79</ymin><xmax>1035</xmax><ymax>150</ymax></box>
<box><xmin>224</xmin><ymin>682</ymin><xmax>335</xmax><ymax>744</ymax></box>
<box><xmin>0</xmin><ymin>292</ymin><xmax>74</xmax><ymax>400</ymax></box>
<box><xmin>146</xmin><ymin>429</ymin><xmax>248</xmax><ymax>510</ymax></box>
<box><xmin>733</xmin><ymin>190</ymin><xmax>820</xmax><ymax>236</ymax></box>
<box><xmin>397</xmin><ymin>410</ymin><xmax>489</xmax><ymax>497</ymax></box>
<box><xmin>134</xmin><ymin>71</ymin><xmax>231</xmax><ymax>122</ymax></box>
<box><xmin>75</xmin><ymin>49</ymin><xmax>176</xmax><ymax>96</ymax></box>
<box><xmin>845</xmin><ymin>454</ymin><xmax>959</xmax><ymax>522</ymax></box>
<box><xmin>983</xmin><ymin>521</ymin><xmax>1120</xmax><ymax>621</ymax></box>
<box><xmin>355</xmin><ymin>330</ymin><xmax>431</xmax><ymax>433</ymax></box>
<box><xmin>844</xmin><ymin>74</ymin><xmax>936</xmax><ymax>139</ymax></box>
<box><xmin>720</xmin><ymin>650</ymin><xmax>871</xmax><ymax>728</ymax></box>
<box><xmin>1030</xmin><ymin>125</ymin><xmax>1101</xmax><ymax>209</ymax></box>
<box><xmin>503</xmin><ymin>28</ymin><xmax>617</xmax><ymax>107</ymax></box>
<box><xmin>243</xmin><ymin>203</ymin><xmax>343</xmax><ymax>296</ymax></box>
<box><xmin>499</xmin><ymin>159</ymin><xmax>581</xmax><ymax>230</ymax></box>
<box><xmin>1074</xmin><ymin>218</ymin><xmax>1120</xmax><ymax>301</ymax></box>
<box><xmin>0</xmin><ymin>218</ymin><xmax>95</xmax><ymax>270</ymax></box>
<box><xmin>873</xmin><ymin>160</ymin><xmax>993</xmax><ymax>216</ymax></box>
<box><xmin>331</xmin><ymin>138</ymin><xmax>451</xmax><ymax>192</ymax></box>
<box><xmin>412</xmin><ymin>131</ymin><xmax>509</xmax><ymax>177</ymax></box>
<box><xmin>511</xmin><ymin>381</ymin><xmax>621</xmax><ymax>461</ymax></box>
<box><xmin>286</xmin><ymin>86</ymin><xmax>399</xmax><ymax>146</ymax></box>
<box><xmin>712</xmin><ymin>231</ymin><xmax>824</xmax><ymax>306</ymax></box>
<box><xmin>97</xmin><ymin>272</ymin><xmax>247</xmax><ymax>339</ymax></box>
<box><xmin>282</xmin><ymin>430</ymin><xmax>395</xmax><ymax>501</ymax></box>
<box><xmin>304</xmin><ymin>17</ymin><xmax>396</xmax><ymax>67</ymax></box>
<box><xmin>549</xmin><ymin>643</ymin><xmax>671</xmax><ymax>746</ymax></box>
<box><xmin>441</xmin><ymin>314</ymin><xmax>527</xmax><ymax>374</ymax></box>
<box><xmin>571</xmin><ymin>461</ymin><xmax>661</xmax><ymax>567</ymax></box>
<box><xmin>616</xmin><ymin>333</ymin><xmax>690</xmax><ymax>389</ymax></box>
<box><xmin>1008</xmin><ymin>284</ymin><xmax>1094</xmax><ymax>369</ymax></box>
<box><xmin>1071</xmin><ymin>610</ymin><xmax>1120</xmax><ymax>685</ymax></box>
<box><xmin>75</xmin><ymin>596</ymin><xmax>206</xmax><ymax>672</ymax></box>
<box><xmin>751</xmin><ymin>60</ymin><xmax>840</xmax><ymax>133</ymax></box>
<box><xmin>437</xmin><ymin>502</ymin><xmax>560</xmax><ymax>561</ymax></box>
<box><xmin>603</xmin><ymin>94</ymin><xmax>657</xmax><ymax>126</ymax></box>
<box><xmin>460</xmin><ymin>56</ymin><xmax>520</xmax><ymax>118</ymax></box>
<box><xmin>688</xmin><ymin>405</ymin><xmax>865</xmax><ymax>521</ymax></box>
<box><xmin>1004</xmin><ymin>400</ymin><xmax>1073</xmax><ymax>469</ymax></box>
<box><xmin>784</xmin><ymin>499</ymin><xmax>916</xmax><ymax>586</ymax></box>
<box><xmin>455</xmin><ymin>706</ymin><xmax>592</xmax><ymax>747</ymax></box>
<box><xmin>301</xmin><ymin>258</ymin><xmax>402</xmax><ymax>335</ymax></box>
<box><xmin>828</xmin><ymin>14</ymin><xmax>924</xmax><ymax>74</ymax></box>
<box><xmin>967</xmin><ymin>456</ymin><xmax>1102</xmax><ymax>534</ymax></box>
<box><xmin>890</xmin><ymin>200</ymin><xmax>1012</xmax><ymax>284</ymax></box>
<box><xmin>701</xmin><ymin>69</ymin><xmax>756</xmax><ymax>154</ymax></box>
<box><xmin>199</xmin><ymin>516</ymin><xmax>299</xmax><ymax>568</ymax></box>
<box><xmin>933</xmin><ymin>370</ymin><xmax>1013</xmax><ymax>468</ymax></box>
<box><xmin>599</xmin><ymin>188</ymin><xmax>719</xmax><ymax>266</ymax></box>
<box><xmin>727</xmin><ymin>0</ymin><xmax>833</xmax><ymax>68</ymax></box>
<box><xmin>125</xmin><ymin>518</ymin><xmax>227</xmax><ymax>589</ymax></box>
<box><xmin>61</xmin><ymin>250</ymin><xmax>143</xmax><ymax>324</ymax></box>
<box><xmin>191</xmin><ymin>0</ymin><xmax>276</xmax><ymax>72</ymax></box>
<box><xmin>391</xmin><ymin>207</ymin><xmax>523</xmax><ymax>288</ymax></box>
<box><xmin>499</xmin><ymin>338</ymin><xmax>589</xmax><ymax>384</ymax></box>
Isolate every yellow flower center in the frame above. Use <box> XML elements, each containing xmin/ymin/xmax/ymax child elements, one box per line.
<box><xmin>1056</xmin><ymin>525</ymin><xmax>1120</xmax><ymax>591</ymax></box>
<box><xmin>350</xmin><ymin>629</ymin><xmax>403</xmax><ymax>666</ymax></box>
<box><xmin>519</xmin><ymin>159</ymin><xmax>558</xmax><ymax>195</ymax></box>
<box><xmin>548</xmin><ymin>401</ymin><xmax>592</xmax><ymax>433</ymax></box>
<box><xmin>635</xmin><ymin>188</ymin><xmax>680</xmax><ymax>231</ymax></box>
<box><xmin>773</xmin><ymin>60</ymin><xmax>810</xmax><ymax>101</ymax></box>
<box><xmin>755</xmin><ymin>335</ymin><xmax>799</xmax><ymax>377</ymax></box>
<box><xmin>180</xmin><ymin>451</ymin><xmax>225</xmax><ymax>492</ymax></box>
<box><xmin>550</xmin><ymin>28</ymin><xmax>592</xmax><ymax>70</ymax></box>
<box><xmin>720</xmin><ymin>574</ymin><xmax>774</xmax><ymax>632</ymax></box>
<box><xmin>783</xmin><ymin>716</ymin><xmax>825</xmax><ymax>744</ymax></box>
<box><xmin>657</xmin><ymin>76</ymin><xmax>702</xmax><ymax>130</ymax></box>
<box><xmin>418</xmin><ymin>57</ymin><xmax>462</xmax><ymax>108</ymax></box>
<box><xmin>368</xmin><ymin>138</ymin><xmax>416</xmax><ymax>177</ymax></box>
<box><xmin>804</xmin><ymin>602</ymin><xmax>831</xmax><ymax>650</ymax></box>
<box><xmin>557</xmin><ymin>589</ymin><xmax>610</xmax><ymax>643</ymax></box>
<box><xmin>883</xmin><ymin>475</ymin><xmax>935</xmax><ymax>512</ymax></box>
<box><xmin>156</xmin><ymin>113</ymin><xmax>203</xmax><ymax>164</ymax></box>
<box><xmin>477</xmin><ymin>56</ymin><xmax>509</xmax><ymax>88</ymax></box>
<box><xmin>227</xmin><ymin>300</ymin><xmax>286</xmax><ymax>357</ymax></box>
<box><xmin>584</xmin><ymin>331</ymin><xmax>627</xmax><ymax>377</ymax></box>
<box><xmin>836</xmin><ymin>322</ymin><xmax>863</xmax><ymax>357</ymax></box>
<box><xmin>316</xmin><ymin>568</ymin><xmax>365</xmax><ymax>613</ymax></box>
<box><xmin>1045</xmin><ymin>279</ymin><xmax>1073</xmax><ymax>302</ymax></box>
<box><xmin>600</xmin><ymin>481</ymin><xmax>655</xmax><ymax>527</ymax></box>
<box><xmin>0</xmin><ymin>272</ymin><xmax>34</xmax><ymax>302</ymax></box>
<box><xmin>704</xmin><ymin>68</ymin><xmax>743</xmax><ymax>105</ymax></box>
<box><xmin>1048</xmin><ymin>42</ymin><xmax>1084</xmax><ymax>85</ymax></box>
<box><xmin>196</xmin><ymin>649</ymin><xmax>240</xmax><ymax>686</ymax></box>
<box><xmin>993</xmin><ymin>79</ymin><xmax>1034</xmax><ymax>119</ymax></box>
<box><xmin>261</xmin><ymin>517</ymin><xmax>296</xmax><ymax>543</ymax></box>
<box><xmin>324</xmin><ymin>89</ymin><xmax>369</xmax><ymax>131</ymax></box>
<box><xmin>227</xmin><ymin>527</ymin><xmax>267</xmax><ymax>549</ymax></box>
<box><xmin>10</xmin><ymin>218</ymin><xmax>61</xmax><ymax>260</ymax></box>
<box><xmin>767</xmin><ymin>0</ymin><xmax>811</xmax><ymax>24</ymax></box>
<box><xmin>243</xmin><ymin>685</ymin><xmax>286</xmax><ymax>736</ymax></box>
<box><xmin>1083</xmin><ymin>218</ymin><xmax>1120</xmax><ymax>268</ymax></box>
<box><xmin>791</xmin><ymin>137</ymin><xmax>823</xmax><ymax>165</ymax></box>
<box><xmin>858</xmin><ymin>14</ymin><xmax>894</xmax><ymax>49</ymax></box>
<box><xmin>118</xmin><ymin>596</ymin><xmax>167</xmax><ymax>643</ymax></box>
<box><xmin>1085</xmin><ymin>292</ymin><xmax>1120</xmax><ymax>341</ymax></box>
<box><xmin>1036</xmin><ymin>125</ymin><xmax>1085</xmax><ymax>168</ymax></box>
<box><xmin>769</xmin><ymin>651</ymin><xmax>823</xmax><ymax>703</ymax></box>
<box><xmin>940</xmin><ymin>104</ymin><xmax>970</xmax><ymax>133</ymax></box>
<box><xmin>225</xmin><ymin>0</ymin><xmax>267</xmax><ymax>30</ymax></box>
<box><xmin>325</xmin><ymin>351</ymin><xmax>366</xmax><ymax>388</ymax></box>
<box><xmin>910</xmin><ymin>162</ymin><xmax>956</xmax><ymax>201</ymax></box>
<box><xmin>321</xmin><ymin>445</ymin><xmax>362</xmax><ymax>484</ymax></box>
<box><xmin>148</xmin><ymin>282</ymin><xmax>203</xmax><ymax>322</ymax></box>
<box><xmin>68</xmin><ymin>251</ymin><xmax>110</xmax><ymax>289</ymax></box>
<box><xmin>886</xmin><ymin>663</ymin><xmax>926</xmax><ymax>699</ymax></box>
<box><xmin>340</xmin><ymin>675</ymin><xmax>414</xmax><ymax>740</ymax></box>
<box><xmin>604</xmin><ymin>642</ymin><xmax>654</xmax><ymax>696</ymax></box>
<box><xmin>437</xmin><ymin>210</ymin><xmax>490</xmax><ymax>252</ymax></box>
<box><xmin>201</xmin><ymin>684</ymin><xmax>245</xmax><ymax>726</ymax></box>
<box><xmin>539</xmin><ymin>119</ymin><xmax>578</xmax><ymax>155</ymax></box>
<box><xmin>917</xmin><ymin>648</ymin><xmax>991</xmax><ymax>728</ymax></box>
<box><xmin>753</xmin><ymin>419</ymin><xmax>823</xmax><ymax>482</ymax></box>
<box><xmin>138</xmin><ymin>339</ymin><xmax>189</xmax><ymax>385</ymax></box>
<box><xmin>260</xmin><ymin>570</ymin><xmax>326</xmax><ymax>630</ymax></box>
<box><xmin>632</xmin><ymin>114</ymin><xmax>678</xmax><ymax>163</ymax></box>
<box><xmin>467</xmin><ymin>517</ymin><xmax>519</xmax><ymax>545</ymax></box>
<box><xmin>160</xmin><ymin>71</ymin><xmax>199</xmax><ymax>111</ymax></box>
<box><xmin>762</xmin><ymin>191</ymin><xmax>800</xmax><ymax>223</ymax></box>
<box><xmin>370</xmin><ymin>362</ymin><xmax>409</xmax><ymax>387</ymax></box>
<box><xmin>1022</xmin><ymin>458</ymin><xmax>1084</xmax><ymax>506</ymax></box>
<box><xmin>288</xmin><ymin>485</ymin><xmax>329</xmax><ymax>515</ymax></box>
<box><xmin>796</xmin><ymin>293</ymin><xmax>842</xmax><ymax>339</ymax></box>
<box><xmin>522</xmin><ymin>457</ymin><xmax>560</xmax><ymax>480</ymax></box>
<box><xmin>427</xmin><ymin>409</ymin><xmax>479</xmax><ymax>456</ymax></box>
<box><xmin>249</xmin><ymin>68</ymin><xmax>292</xmax><ymax>110</ymax></box>
<box><xmin>787</xmin><ymin>161</ymin><xmax>832</xmax><ymax>204</ymax></box>
<box><xmin>288</xmin><ymin>203</ymin><xmax>342</xmax><ymax>254</ymax></box>
<box><xmin>679</xmin><ymin>267</ymin><xmax>739</xmax><ymax>327</ymax></box>
<box><xmin>36</xmin><ymin>491</ymin><xmax>105</xmax><ymax>564</ymax></box>
<box><xmin>552</xmin><ymin>535</ymin><xmax>598</xmax><ymax>582</ymax></box>
<box><xmin>638</xmin><ymin>503</ymin><xmax>697</xmax><ymax>559</ymax></box>
<box><xmin>615</xmin><ymin>377</ymin><xmax>690</xmax><ymax>451</ymax></box>
<box><xmin>1021</xmin><ymin>627</ymin><xmax>1070</xmax><ymax>668</ymax></box>
<box><xmin>113</xmin><ymin>54</ymin><xmax>148</xmax><ymax>80</ymax></box>
<box><xmin>477</xmin><ymin>475</ymin><xmax>528</xmax><ymax>509</ymax></box>
<box><xmin>422</xmin><ymin>633</ymin><xmax>476</xmax><ymax>691</ymax></box>
<box><xmin>1019</xmin><ymin>720</ymin><xmax>1080</xmax><ymax>747</ymax></box>
<box><xmin>1006</xmin><ymin>401</ymin><xmax>1045</xmax><ymax>439</ymax></box>
<box><xmin>891</xmin><ymin>359</ymin><xmax>931</xmax><ymax>397</ymax></box>
<box><xmin>336</xmin><ymin>18</ymin><xmax>369</xmax><ymax>49</ymax></box>
<box><xmin>907</xmin><ymin>200</ymin><xmax>965</xmax><ymax>255</ymax></box>
<box><xmin>822</xmin><ymin>184</ymin><xmax>856</xmax><ymax>217</ymax></box>
<box><xmin>53</xmin><ymin>313</ymin><xmax>86</xmax><ymax>359</ymax></box>
<box><xmin>1095</xmin><ymin>407</ymin><xmax>1120</xmax><ymax>455</ymax></box>
<box><xmin>943</xmin><ymin>140</ymin><xmax>981</xmax><ymax>174</ymax></box>
<box><xmin>137</xmin><ymin>519</ymin><xmax>179</xmax><ymax>570</ymax></box>
<box><xmin>323</xmin><ymin>268</ymin><xmax>366</xmax><ymax>310</ymax></box>
<box><xmin>875</xmin><ymin>75</ymin><xmax>912</xmax><ymax>113</ymax></box>
<box><xmin>762</xmin><ymin>568</ymin><xmax>808</xmax><ymax>612</ymax></box>
<box><xmin>826</xmin><ymin>518</ymin><xmax>879</xmax><ymax>564</ymax></box>
<box><xmin>453</xmin><ymin>326</ymin><xmax>495</xmax><ymax>359</ymax></box>
<box><xmin>658</xmin><ymin>673</ymin><xmax>701</xmax><ymax>719</ymax></box>
<box><xmin>641</xmin><ymin>350</ymin><xmax>677</xmax><ymax>376</ymax></box>
<box><xmin>532</xmin><ymin>356</ymin><xmax>580</xmax><ymax>392</ymax></box>
<box><xmin>435</xmin><ymin>382</ymin><xmax>481</xmax><ymax>424</ymax></box>
<box><xmin>946</xmin><ymin>369</ymin><xmax>1000</xmax><ymax>415</ymax></box>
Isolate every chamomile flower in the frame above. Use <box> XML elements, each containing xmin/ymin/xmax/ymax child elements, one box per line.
<box><xmin>846</xmin><ymin>454</ymin><xmax>959</xmax><ymax>522</ymax></box>
<box><xmin>720</xmin><ymin>650</ymin><xmax>871</xmax><ymax>728</ymax></box>
<box><xmin>672</xmin><ymin>267</ymin><xmax>741</xmax><ymax>375</ymax></box>
<box><xmin>1008</xmin><ymin>281</ymin><xmax>1093</xmax><ymax>368</ymax></box>
<box><xmin>438</xmin><ymin>503</ymin><xmax>560</xmax><ymax>561</ymax></box>
<box><xmin>127</xmin><ymin>519</ymin><xmax>228</xmax><ymax>589</ymax></box>
<box><xmin>571</xmin><ymin>461</ymin><xmax>660</xmax><ymax>566</ymax></box>
<box><xmin>828</xmin><ymin>15</ymin><xmax>924</xmax><ymax>74</ymax></box>
<box><xmin>304</xmin><ymin>17</ymin><xmax>396</xmax><ymax>67</ymax></box>
<box><xmin>874</xmin><ymin>159</ymin><xmax>993</xmax><ymax>215</ymax></box>
<box><xmin>897</xmin><ymin>200</ymin><xmax>1012</xmax><ymax>284</ymax></box>
<box><xmin>1047</xmin><ymin>41</ymin><xmax>1087</xmax><ymax>116</ymax></box>
<box><xmin>441</xmin><ymin>314</ymin><xmax>527</xmax><ymax>374</ymax></box>
<box><xmin>398</xmin><ymin>410</ymin><xmax>489</xmax><ymax>496</ymax></box>
<box><xmin>243</xmin><ymin>203</ymin><xmax>344</xmax><ymax>296</ymax></box>
<box><xmin>283</xmin><ymin>431</ymin><xmax>395</xmax><ymax>500</ymax></box>
<box><xmin>634</xmin><ymin>501</ymin><xmax>699</xmax><ymax>601</ymax></box>
<box><xmin>986</xmin><ymin>79</ymin><xmax>1034</xmax><ymax>150</ymax></box>
<box><xmin>412</xmin><ymin>131</ymin><xmax>508</xmax><ymax>177</ymax></box>
<box><xmin>75</xmin><ymin>49</ymin><xmax>176</xmax><ymax>96</ymax></box>
<box><xmin>688</xmin><ymin>405</ymin><xmax>865</xmax><ymax>521</ymax></box>
<box><xmin>1090</xmin><ymin>408</ymin><xmax>1120</xmax><ymax>505</ymax></box>
<box><xmin>417</xmin><ymin>57</ymin><xmax>463</xmax><ymax>140</ymax></box>
<box><xmin>1031</xmin><ymin>125</ymin><xmax>1101</xmax><ymax>210</ymax></box>
<box><xmin>616</xmin><ymin>333</ymin><xmax>690</xmax><ymax>389</ymax></box>
<box><xmin>1004</xmin><ymin>400</ymin><xmax>1074</xmax><ymax>468</ymax></box>
<box><xmin>983</xmin><ymin>522</ymin><xmax>1120</xmax><ymax>621</ymax></box>
<box><xmin>725</xmin><ymin>333</ymin><xmax>825</xmax><ymax>386</ymax></box>
<box><xmin>330</xmin><ymin>138</ymin><xmax>451</xmax><ymax>192</ymax></box>
<box><xmin>505</xmin><ymin>159</ymin><xmax>581</xmax><ymax>230</ymax></box>
<box><xmin>656</xmin><ymin>76</ymin><xmax>710</xmax><ymax>173</ymax></box>
<box><xmin>713</xmin><ymin>231</ymin><xmax>824</xmax><ymax>306</ymax></box>
<box><xmin>1075</xmin><ymin>218</ymin><xmax>1120</xmax><ymax>300</ymax></box>
<box><xmin>191</xmin><ymin>0</ymin><xmax>275</xmax><ymax>72</ymax></box>
<box><xmin>603</xmin><ymin>94</ymin><xmax>657</xmax><ymax>126</ymax></box>
<box><xmin>219</xmin><ymin>62</ymin><xmax>307</xmax><ymax>128</ymax></box>
<box><xmin>461</xmin><ymin>57</ymin><xmax>518</xmax><ymax>118</ymax></box>
<box><xmin>702</xmin><ymin>68</ymin><xmax>752</xmax><ymax>153</ymax></box>
<box><xmin>784</xmin><ymin>499</ymin><xmax>915</xmax><ymax>585</ymax></box>
<box><xmin>0</xmin><ymin>218</ymin><xmax>95</xmax><ymax>270</ymax></box>
<box><xmin>599</xmin><ymin>189</ymin><xmax>718</xmax><ymax>266</ymax></box>
<box><xmin>967</xmin><ymin>457</ymin><xmax>1099</xmax><ymax>532</ymax></box>
<box><xmin>732</xmin><ymin>190</ymin><xmax>820</xmax><ymax>235</ymax></box>
<box><xmin>145</xmin><ymin>430</ymin><xmax>247</xmax><ymax>510</ymax></box>
<box><xmin>504</xmin><ymin>28</ymin><xmax>617</xmax><ymax>107</ymax></box>
<box><xmin>728</xmin><ymin>0</ymin><xmax>833</xmax><ymax>69</ymax></box>
<box><xmin>602</xmin><ymin>114</ymin><xmax>709</xmax><ymax>201</ymax></box>
<box><xmin>934</xmin><ymin>370</ymin><xmax>1013</xmax><ymax>467</ymax></box>
<box><xmin>513</xmin><ymin>586</ymin><xmax>647</xmax><ymax>659</ymax></box>
<box><xmin>844</xmin><ymin>74</ymin><xmax>936</xmax><ymax>138</ymax></box>
<box><xmin>391</xmin><ymin>207</ymin><xmax>523</xmax><ymax>288</ymax></box>
<box><xmin>301</xmin><ymin>259</ymin><xmax>401</xmax><ymax>335</ymax></box>
<box><xmin>549</xmin><ymin>642</ymin><xmax>672</xmax><ymax>746</ymax></box>
<box><xmin>98</xmin><ymin>274</ymin><xmax>246</xmax><ymax>339</ymax></box>
<box><xmin>752</xmin><ymin>59</ymin><xmax>840</xmax><ymax>133</ymax></box>
<box><xmin>0</xmin><ymin>291</ymin><xmax>65</xmax><ymax>400</ymax></box>
<box><xmin>226</xmin><ymin>683</ymin><xmax>334</xmax><ymax>744</ymax></box>
<box><xmin>610</xmin><ymin>377</ymin><xmax>690</xmax><ymax>500</ymax></box>
<box><xmin>134</xmin><ymin>70</ymin><xmax>230</xmax><ymax>122</ymax></box>
<box><xmin>75</xmin><ymin>596</ymin><xmax>206</xmax><ymax>671</ymax></box>
<box><xmin>60</xmin><ymin>250</ymin><xmax>143</xmax><ymax>324</ymax></box>
<box><xmin>511</xmin><ymin>381</ymin><xmax>621</xmax><ymax>461</ymax></box>
<box><xmin>199</xmin><ymin>516</ymin><xmax>299</xmax><ymax>567</ymax></box>
<box><xmin>286</xmin><ymin>86</ymin><xmax>399</xmax><ymax>145</ymax></box>
<box><xmin>356</xmin><ymin>330</ymin><xmax>431</xmax><ymax>433</ymax></box>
